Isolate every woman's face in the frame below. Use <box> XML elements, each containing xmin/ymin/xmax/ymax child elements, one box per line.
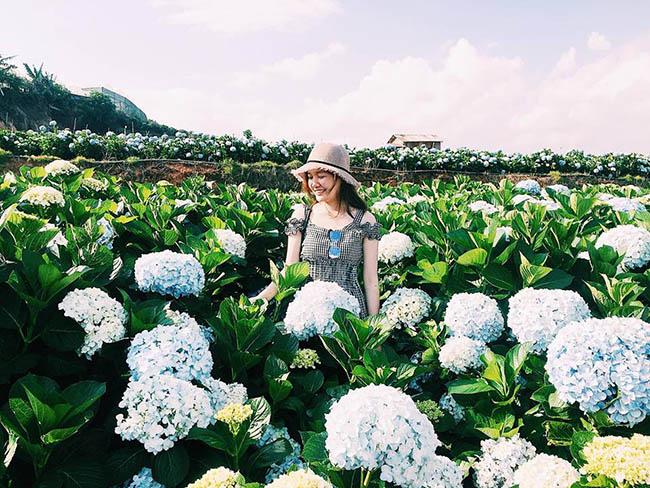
<box><xmin>306</xmin><ymin>169</ymin><xmax>340</xmax><ymax>202</ymax></box>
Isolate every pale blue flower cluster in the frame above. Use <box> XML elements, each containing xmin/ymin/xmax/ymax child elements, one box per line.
<box><xmin>473</xmin><ymin>435</ymin><xmax>537</xmax><ymax>488</ymax></box>
<box><xmin>121</xmin><ymin>467</ymin><xmax>164</xmax><ymax>488</ymax></box>
<box><xmin>507</xmin><ymin>288</ymin><xmax>591</xmax><ymax>354</ymax></box>
<box><xmin>58</xmin><ymin>288</ymin><xmax>127</xmax><ymax>359</ymax></box>
<box><xmin>257</xmin><ymin>424</ymin><xmax>305</xmax><ymax>483</ymax></box>
<box><xmin>213</xmin><ymin>228</ymin><xmax>247</xmax><ymax>258</ymax></box>
<box><xmin>439</xmin><ymin>336</ymin><xmax>487</xmax><ymax>374</ymax></box>
<box><xmin>126</xmin><ymin>320</ymin><xmax>213</xmax><ymax>382</ymax></box>
<box><xmin>164</xmin><ymin>308</ymin><xmax>214</xmax><ymax>343</ymax></box>
<box><xmin>325</xmin><ymin>384</ymin><xmax>462</xmax><ymax>488</ymax></box>
<box><xmin>546</xmin><ymin>317</ymin><xmax>650</xmax><ymax>426</ymax></box>
<box><xmin>115</xmin><ymin>374</ymin><xmax>214</xmax><ymax>454</ymax></box>
<box><xmin>284</xmin><ymin>280</ymin><xmax>360</xmax><ymax>340</ymax></box>
<box><xmin>595</xmin><ymin>225</ymin><xmax>650</xmax><ymax>271</ymax></box>
<box><xmin>514</xmin><ymin>179</ymin><xmax>541</xmax><ymax>195</ymax></box>
<box><xmin>606</xmin><ymin>197</ymin><xmax>646</xmax><ymax>215</ymax></box>
<box><xmin>468</xmin><ymin>200</ymin><xmax>499</xmax><ymax>215</ymax></box>
<box><xmin>439</xmin><ymin>393</ymin><xmax>464</xmax><ymax>423</ymax></box>
<box><xmin>380</xmin><ymin>287</ymin><xmax>432</xmax><ymax>330</ymax></box>
<box><xmin>134</xmin><ymin>250</ymin><xmax>205</xmax><ymax>298</ymax></box>
<box><xmin>96</xmin><ymin>217</ymin><xmax>115</xmax><ymax>249</ymax></box>
<box><xmin>444</xmin><ymin>293</ymin><xmax>504</xmax><ymax>343</ymax></box>
<box><xmin>201</xmin><ymin>377</ymin><xmax>248</xmax><ymax>415</ymax></box>
<box><xmin>542</xmin><ymin>184</ymin><xmax>571</xmax><ymax>197</ymax></box>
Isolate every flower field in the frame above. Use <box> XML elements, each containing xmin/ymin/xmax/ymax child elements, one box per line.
<box><xmin>1</xmin><ymin>159</ymin><xmax>650</xmax><ymax>488</ymax></box>
<box><xmin>3</xmin><ymin>124</ymin><xmax>650</xmax><ymax>177</ymax></box>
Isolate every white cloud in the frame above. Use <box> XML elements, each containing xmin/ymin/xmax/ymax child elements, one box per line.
<box><xmin>587</xmin><ymin>31</ymin><xmax>612</xmax><ymax>51</ymax></box>
<box><xmin>230</xmin><ymin>42</ymin><xmax>347</xmax><ymax>88</ymax></box>
<box><xmin>130</xmin><ymin>36</ymin><xmax>650</xmax><ymax>154</ymax></box>
<box><xmin>147</xmin><ymin>0</ymin><xmax>342</xmax><ymax>34</ymax></box>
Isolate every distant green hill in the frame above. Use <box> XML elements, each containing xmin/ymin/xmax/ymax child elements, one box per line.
<box><xmin>0</xmin><ymin>54</ymin><xmax>177</xmax><ymax>136</ymax></box>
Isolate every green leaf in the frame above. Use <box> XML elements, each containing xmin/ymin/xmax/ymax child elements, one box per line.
<box><xmin>186</xmin><ymin>426</ymin><xmax>230</xmax><ymax>452</ymax></box>
<box><xmin>54</xmin><ymin>459</ymin><xmax>106</xmax><ymax>488</ymax></box>
<box><xmin>571</xmin><ymin>430</ymin><xmax>596</xmax><ymax>462</ymax></box>
<box><xmin>301</xmin><ymin>431</ymin><xmax>328</xmax><ymax>463</ymax></box>
<box><xmin>23</xmin><ymin>387</ymin><xmax>57</xmax><ymax>433</ymax></box>
<box><xmin>105</xmin><ymin>446</ymin><xmax>150</xmax><ymax>486</ymax></box>
<box><xmin>447</xmin><ymin>379</ymin><xmax>493</xmax><ymax>394</ymax></box>
<box><xmin>247</xmin><ymin>438</ymin><xmax>293</xmax><ymax>471</ymax></box>
<box><xmin>61</xmin><ymin>381</ymin><xmax>106</xmax><ymax>420</ymax></box>
<box><xmin>457</xmin><ymin>248</ymin><xmax>488</xmax><ymax>267</ymax></box>
<box><xmin>41</xmin><ymin>318</ymin><xmax>85</xmax><ymax>352</ymax></box>
<box><xmin>41</xmin><ymin>425</ymin><xmax>86</xmax><ymax>445</ymax></box>
<box><xmin>544</xmin><ymin>421</ymin><xmax>574</xmax><ymax>446</ymax></box>
<box><xmin>296</xmin><ymin>370</ymin><xmax>324</xmax><ymax>394</ymax></box>
<box><xmin>482</xmin><ymin>263</ymin><xmax>517</xmax><ymax>291</ymax></box>
<box><xmin>268</xmin><ymin>378</ymin><xmax>293</xmax><ymax>403</ymax></box>
<box><xmin>247</xmin><ymin>397</ymin><xmax>271</xmax><ymax>440</ymax></box>
<box><xmin>532</xmin><ymin>269</ymin><xmax>573</xmax><ymax>289</ymax></box>
<box><xmin>519</xmin><ymin>253</ymin><xmax>551</xmax><ymax>287</ymax></box>
<box><xmin>152</xmin><ymin>444</ymin><xmax>189</xmax><ymax>488</ymax></box>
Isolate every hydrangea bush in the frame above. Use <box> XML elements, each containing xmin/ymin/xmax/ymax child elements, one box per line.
<box><xmin>444</xmin><ymin>293</ymin><xmax>504</xmax><ymax>343</ymax></box>
<box><xmin>377</xmin><ymin>231</ymin><xmax>415</xmax><ymax>264</ymax></box>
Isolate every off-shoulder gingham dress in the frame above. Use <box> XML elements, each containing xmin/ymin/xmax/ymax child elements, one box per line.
<box><xmin>285</xmin><ymin>204</ymin><xmax>382</xmax><ymax>318</ymax></box>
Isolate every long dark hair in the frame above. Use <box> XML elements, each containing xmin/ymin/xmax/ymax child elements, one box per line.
<box><xmin>300</xmin><ymin>172</ymin><xmax>367</xmax><ymax>217</ymax></box>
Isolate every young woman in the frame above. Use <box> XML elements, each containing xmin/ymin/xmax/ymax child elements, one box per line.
<box><xmin>253</xmin><ymin>142</ymin><xmax>381</xmax><ymax>318</ymax></box>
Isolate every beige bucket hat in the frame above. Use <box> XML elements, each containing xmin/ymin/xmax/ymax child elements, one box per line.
<box><xmin>291</xmin><ymin>142</ymin><xmax>361</xmax><ymax>188</ymax></box>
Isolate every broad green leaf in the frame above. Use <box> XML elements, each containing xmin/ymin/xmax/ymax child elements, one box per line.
<box><xmin>447</xmin><ymin>379</ymin><xmax>493</xmax><ymax>394</ymax></box>
<box><xmin>457</xmin><ymin>248</ymin><xmax>488</xmax><ymax>267</ymax></box>
<box><xmin>152</xmin><ymin>444</ymin><xmax>189</xmax><ymax>488</ymax></box>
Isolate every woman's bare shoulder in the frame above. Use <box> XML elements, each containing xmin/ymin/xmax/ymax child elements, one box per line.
<box><xmin>290</xmin><ymin>203</ymin><xmax>307</xmax><ymax>219</ymax></box>
<box><xmin>359</xmin><ymin>209</ymin><xmax>377</xmax><ymax>224</ymax></box>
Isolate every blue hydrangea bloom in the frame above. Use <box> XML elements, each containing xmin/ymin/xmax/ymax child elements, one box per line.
<box><xmin>134</xmin><ymin>250</ymin><xmax>205</xmax><ymax>298</ymax></box>
<box><xmin>546</xmin><ymin>317</ymin><xmax>650</xmax><ymax>426</ymax></box>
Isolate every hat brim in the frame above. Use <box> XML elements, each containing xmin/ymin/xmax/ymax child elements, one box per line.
<box><xmin>291</xmin><ymin>162</ymin><xmax>361</xmax><ymax>188</ymax></box>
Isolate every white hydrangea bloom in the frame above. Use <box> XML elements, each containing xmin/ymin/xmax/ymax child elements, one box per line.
<box><xmin>115</xmin><ymin>374</ymin><xmax>214</xmax><ymax>454</ymax></box>
<box><xmin>597</xmin><ymin>192</ymin><xmax>615</xmax><ymax>202</ymax></box>
<box><xmin>507</xmin><ymin>288</ymin><xmax>591</xmax><ymax>354</ymax></box>
<box><xmin>81</xmin><ymin>177</ymin><xmax>108</xmax><ymax>192</ymax></box>
<box><xmin>44</xmin><ymin>159</ymin><xmax>80</xmax><ymax>176</ymax></box>
<box><xmin>213</xmin><ymin>228</ymin><xmax>246</xmax><ymax>258</ymax></box>
<box><xmin>372</xmin><ymin>196</ymin><xmax>406</xmax><ymax>212</ymax></box>
<box><xmin>468</xmin><ymin>200</ymin><xmax>499</xmax><ymax>215</ymax></box>
<box><xmin>134</xmin><ymin>250</ymin><xmax>205</xmax><ymax>298</ymax></box>
<box><xmin>58</xmin><ymin>288</ymin><xmax>127</xmax><ymax>359</ymax></box>
<box><xmin>513</xmin><ymin>453</ymin><xmax>579</xmax><ymax>488</ymax></box>
<box><xmin>284</xmin><ymin>280</ymin><xmax>360</xmax><ymax>340</ymax></box>
<box><xmin>514</xmin><ymin>179</ymin><xmax>541</xmax><ymax>195</ymax></box>
<box><xmin>378</xmin><ymin>231</ymin><xmax>415</xmax><ymax>264</ymax></box>
<box><xmin>542</xmin><ymin>184</ymin><xmax>571</xmax><ymax>197</ymax></box>
<box><xmin>444</xmin><ymin>293</ymin><xmax>504</xmax><ymax>342</ymax></box>
<box><xmin>380</xmin><ymin>287</ymin><xmax>432</xmax><ymax>330</ymax></box>
<box><xmin>439</xmin><ymin>336</ymin><xmax>487</xmax><ymax>374</ymax></box>
<box><xmin>606</xmin><ymin>197</ymin><xmax>646</xmax><ymax>215</ymax></box>
<box><xmin>406</xmin><ymin>194</ymin><xmax>428</xmax><ymax>205</ymax></box>
<box><xmin>512</xmin><ymin>194</ymin><xmax>533</xmax><ymax>206</ymax></box>
<box><xmin>325</xmin><ymin>384</ymin><xmax>461</xmax><ymax>488</ymax></box>
<box><xmin>202</xmin><ymin>377</ymin><xmax>248</xmax><ymax>415</ymax></box>
<box><xmin>595</xmin><ymin>225</ymin><xmax>650</xmax><ymax>270</ymax></box>
<box><xmin>20</xmin><ymin>185</ymin><xmax>65</xmax><ymax>207</ymax></box>
<box><xmin>266</xmin><ymin>470</ymin><xmax>332</xmax><ymax>488</ymax></box>
<box><xmin>529</xmin><ymin>198</ymin><xmax>561</xmax><ymax>211</ymax></box>
<box><xmin>121</xmin><ymin>467</ymin><xmax>164</xmax><ymax>488</ymax></box>
<box><xmin>126</xmin><ymin>322</ymin><xmax>213</xmax><ymax>382</ymax></box>
<box><xmin>439</xmin><ymin>393</ymin><xmax>464</xmax><ymax>423</ymax></box>
<box><xmin>165</xmin><ymin>308</ymin><xmax>214</xmax><ymax>343</ymax></box>
<box><xmin>473</xmin><ymin>435</ymin><xmax>537</xmax><ymax>488</ymax></box>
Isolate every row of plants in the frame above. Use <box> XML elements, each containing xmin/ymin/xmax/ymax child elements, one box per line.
<box><xmin>2</xmin><ymin>125</ymin><xmax>650</xmax><ymax>177</ymax></box>
<box><xmin>0</xmin><ymin>159</ymin><xmax>649</xmax><ymax>487</ymax></box>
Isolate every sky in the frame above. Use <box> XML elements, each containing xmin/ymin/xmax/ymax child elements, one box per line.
<box><xmin>3</xmin><ymin>0</ymin><xmax>650</xmax><ymax>154</ymax></box>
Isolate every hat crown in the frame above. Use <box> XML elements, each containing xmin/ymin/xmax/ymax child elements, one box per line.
<box><xmin>307</xmin><ymin>142</ymin><xmax>350</xmax><ymax>170</ymax></box>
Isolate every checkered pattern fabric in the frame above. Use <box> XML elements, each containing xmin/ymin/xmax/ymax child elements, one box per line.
<box><xmin>284</xmin><ymin>204</ymin><xmax>381</xmax><ymax>318</ymax></box>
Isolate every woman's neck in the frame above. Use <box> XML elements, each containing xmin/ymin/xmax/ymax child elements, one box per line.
<box><xmin>318</xmin><ymin>199</ymin><xmax>347</xmax><ymax>217</ymax></box>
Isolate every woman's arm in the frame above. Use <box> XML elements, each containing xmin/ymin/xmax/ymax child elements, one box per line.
<box><xmin>253</xmin><ymin>205</ymin><xmax>305</xmax><ymax>302</ymax></box>
<box><xmin>361</xmin><ymin>212</ymin><xmax>380</xmax><ymax>316</ymax></box>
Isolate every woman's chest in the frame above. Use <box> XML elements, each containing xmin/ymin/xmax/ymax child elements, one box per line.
<box><xmin>300</xmin><ymin>225</ymin><xmax>364</xmax><ymax>262</ymax></box>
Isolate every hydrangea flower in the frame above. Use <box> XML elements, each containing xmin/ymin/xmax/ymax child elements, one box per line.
<box><xmin>58</xmin><ymin>288</ymin><xmax>127</xmax><ymax>359</ymax></box>
<box><xmin>215</xmin><ymin>403</ymin><xmax>253</xmax><ymax>430</ymax></box>
<box><xmin>265</xmin><ymin>470</ymin><xmax>332</xmax><ymax>488</ymax></box>
<box><xmin>290</xmin><ymin>349</ymin><xmax>321</xmax><ymax>369</ymax></box>
<box><xmin>81</xmin><ymin>177</ymin><xmax>108</xmax><ymax>192</ymax></box>
<box><xmin>439</xmin><ymin>393</ymin><xmax>464</xmax><ymax>423</ymax></box>
<box><xmin>380</xmin><ymin>287</ymin><xmax>432</xmax><ymax>330</ymax></box>
<box><xmin>284</xmin><ymin>280</ymin><xmax>360</xmax><ymax>340</ymax></box>
<box><xmin>20</xmin><ymin>185</ymin><xmax>65</xmax><ymax>207</ymax></box>
<box><xmin>186</xmin><ymin>467</ymin><xmax>243</xmax><ymax>488</ymax></box>
<box><xmin>595</xmin><ymin>225</ymin><xmax>650</xmax><ymax>270</ymax></box>
<box><xmin>371</xmin><ymin>196</ymin><xmax>406</xmax><ymax>212</ymax></box>
<box><xmin>468</xmin><ymin>200</ymin><xmax>499</xmax><ymax>215</ymax></box>
<box><xmin>257</xmin><ymin>425</ymin><xmax>305</xmax><ymax>483</ymax></box>
<box><xmin>202</xmin><ymin>377</ymin><xmax>248</xmax><ymax>414</ymax></box>
<box><xmin>514</xmin><ymin>179</ymin><xmax>541</xmax><ymax>195</ymax></box>
<box><xmin>439</xmin><ymin>336</ymin><xmax>487</xmax><ymax>374</ymax></box>
<box><xmin>546</xmin><ymin>317</ymin><xmax>650</xmax><ymax>426</ymax></box>
<box><xmin>507</xmin><ymin>288</ymin><xmax>591</xmax><ymax>354</ymax></box>
<box><xmin>126</xmin><ymin>322</ymin><xmax>213</xmax><ymax>382</ymax></box>
<box><xmin>606</xmin><ymin>197</ymin><xmax>646</xmax><ymax>215</ymax></box>
<box><xmin>473</xmin><ymin>435</ymin><xmax>537</xmax><ymax>488</ymax></box>
<box><xmin>406</xmin><ymin>194</ymin><xmax>428</xmax><ymax>205</ymax></box>
<box><xmin>165</xmin><ymin>308</ymin><xmax>214</xmax><ymax>343</ymax></box>
<box><xmin>542</xmin><ymin>184</ymin><xmax>571</xmax><ymax>197</ymax></box>
<box><xmin>97</xmin><ymin>217</ymin><xmax>115</xmax><ymax>249</ymax></box>
<box><xmin>513</xmin><ymin>453</ymin><xmax>579</xmax><ymax>488</ymax></box>
<box><xmin>378</xmin><ymin>231</ymin><xmax>415</xmax><ymax>264</ymax></box>
<box><xmin>44</xmin><ymin>159</ymin><xmax>80</xmax><ymax>177</ymax></box>
<box><xmin>212</xmin><ymin>229</ymin><xmax>246</xmax><ymax>258</ymax></box>
<box><xmin>444</xmin><ymin>293</ymin><xmax>504</xmax><ymax>343</ymax></box>
<box><xmin>512</xmin><ymin>194</ymin><xmax>533</xmax><ymax>206</ymax></box>
<box><xmin>115</xmin><ymin>374</ymin><xmax>214</xmax><ymax>453</ymax></box>
<box><xmin>582</xmin><ymin>434</ymin><xmax>650</xmax><ymax>486</ymax></box>
<box><xmin>134</xmin><ymin>250</ymin><xmax>205</xmax><ymax>298</ymax></box>
<box><xmin>325</xmin><ymin>384</ymin><xmax>461</xmax><ymax>488</ymax></box>
<box><xmin>121</xmin><ymin>467</ymin><xmax>164</xmax><ymax>488</ymax></box>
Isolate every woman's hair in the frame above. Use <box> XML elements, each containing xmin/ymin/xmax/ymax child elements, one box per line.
<box><xmin>300</xmin><ymin>172</ymin><xmax>367</xmax><ymax>216</ymax></box>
